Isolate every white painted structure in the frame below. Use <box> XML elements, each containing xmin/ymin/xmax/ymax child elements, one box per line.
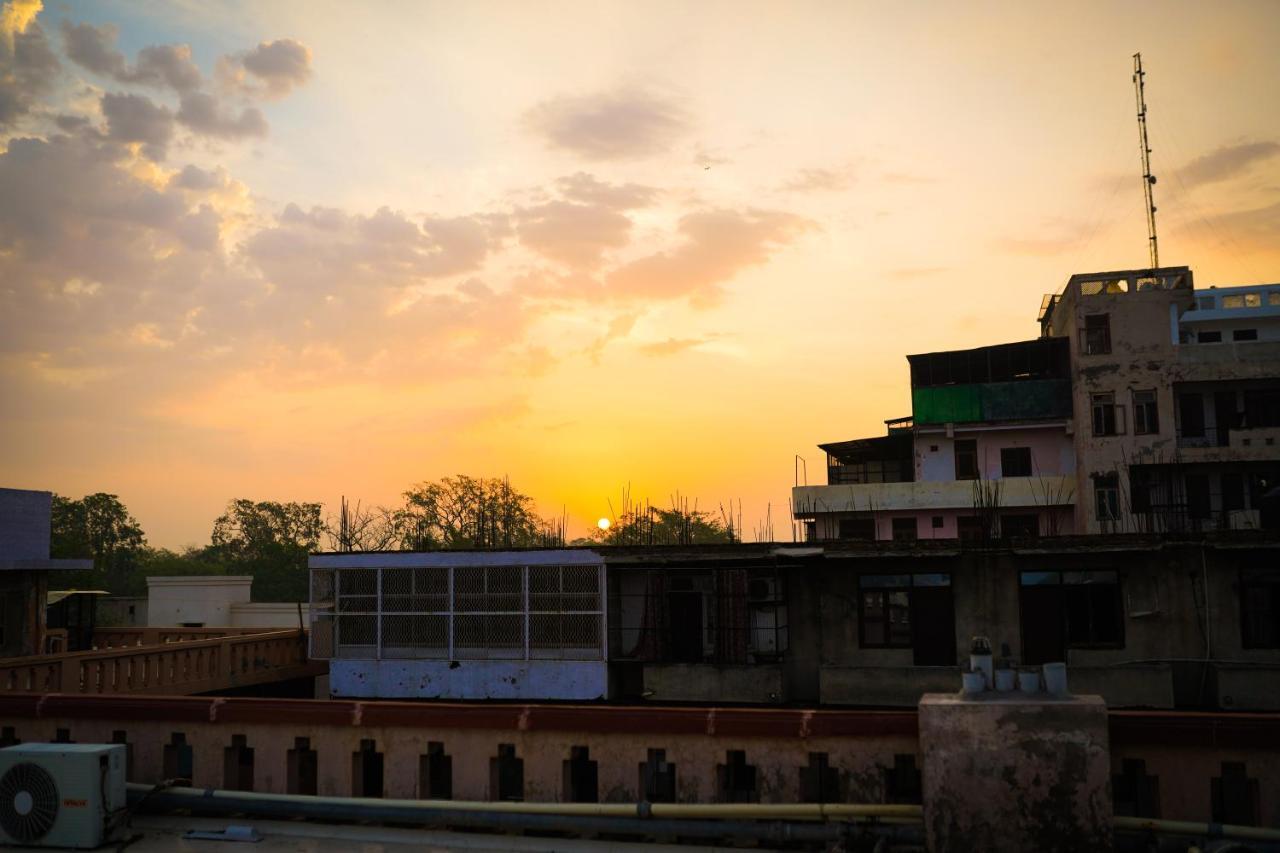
<box><xmin>146</xmin><ymin>576</ymin><xmax>253</xmax><ymax>626</ymax></box>
<box><xmin>309</xmin><ymin>550</ymin><xmax>608</xmax><ymax>701</ymax></box>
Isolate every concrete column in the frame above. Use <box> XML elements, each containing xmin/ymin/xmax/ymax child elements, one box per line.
<box><xmin>919</xmin><ymin>693</ymin><xmax>1112</xmax><ymax>853</ymax></box>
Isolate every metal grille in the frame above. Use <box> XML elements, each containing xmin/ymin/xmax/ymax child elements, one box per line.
<box><xmin>609</xmin><ymin>568</ymin><xmax>789</xmax><ymax>664</ymax></box>
<box><xmin>312</xmin><ymin>563</ymin><xmax>604</xmax><ymax>661</ymax></box>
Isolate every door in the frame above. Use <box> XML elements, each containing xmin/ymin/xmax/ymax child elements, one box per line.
<box><xmin>1020</xmin><ymin>584</ymin><xmax>1065</xmax><ymax>665</ymax></box>
<box><xmin>667</xmin><ymin>591</ymin><xmax>704</xmax><ymax>663</ymax></box>
<box><xmin>910</xmin><ymin>587</ymin><xmax>956</xmax><ymax>665</ymax></box>
<box><xmin>1214</xmin><ymin>391</ymin><xmax>1237</xmax><ymax>447</ymax></box>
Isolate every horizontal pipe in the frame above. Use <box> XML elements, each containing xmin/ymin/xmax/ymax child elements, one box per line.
<box><xmin>125</xmin><ymin>783</ymin><xmax>922</xmax><ymax>821</ymax></box>
<box><xmin>1115</xmin><ymin>816</ymin><xmax>1280</xmax><ymax>843</ymax></box>
<box><xmin>126</xmin><ymin>785</ymin><xmax>925</xmax><ymax>845</ymax></box>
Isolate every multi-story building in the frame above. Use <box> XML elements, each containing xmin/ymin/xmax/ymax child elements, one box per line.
<box><xmin>794</xmin><ymin>265</ymin><xmax>1280</xmax><ymax>541</ymax></box>
<box><xmin>1040</xmin><ymin>267</ymin><xmax>1280</xmax><ymax>534</ymax></box>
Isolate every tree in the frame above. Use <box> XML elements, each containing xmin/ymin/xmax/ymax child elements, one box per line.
<box><xmin>50</xmin><ymin>493</ymin><xmax>146</xmax><ymax>592</ymax></box>
<box><xmin>210</xmin><ymin>499</ymin><xmax>324</xmax><ymax>601</ymax></box>
<box><xmin>593</xmin><ymin>503</ymin><xmax>733</xmax><ymax>546</ymax></box>
<box><xmin>324</xmin><ymin>497</ymin><xmax>400</xmax><ymax>552</ymax></box>
<box><xmin>397</xmin><ymin>476</ymin><xmax>559</xmax><ymax>550</ymax></box>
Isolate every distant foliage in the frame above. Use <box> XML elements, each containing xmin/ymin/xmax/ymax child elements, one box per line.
<box><xmin>50</xmin><ymin>493</ymin><xmax>146</xmax><ymax>592</ymax></box>
<box><xmin>209</xmin><ymin>499</ymin><xmax>324</xmax><ymax>601</ymax></box>
<box><xmin>594</xmin><ymin>505</ymin><xmax>732</xmax><ymax>546</ymax></box>
<box><xmin>396</xmin><ymin>475</ymin><xmax>562</xmax><ymax>550</ymax></box>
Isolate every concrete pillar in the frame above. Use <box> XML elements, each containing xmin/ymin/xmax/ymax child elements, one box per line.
<box><xmin>919</xmin><ymin>693</ymin><xmax>1112</xmax><ymax>853</ymax></box>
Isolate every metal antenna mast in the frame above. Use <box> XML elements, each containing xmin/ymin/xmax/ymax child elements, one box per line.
<box><xmin>1132</xmin><ymin>53</ymin><xmax>1159</xmax><ymax>269</ymax></box>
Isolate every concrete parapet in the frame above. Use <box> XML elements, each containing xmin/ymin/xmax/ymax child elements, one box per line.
<box><xmin>919</xmin><ymin>692</ymin><xmax>1112</xmax><ymax>853</ymax></box>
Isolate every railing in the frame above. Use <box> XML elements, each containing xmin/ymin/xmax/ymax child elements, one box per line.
<box><xmin>0</xmin><ymin>629</ymin><xmax>321</xmax><ymax>695</ymax></box>
<box><xmin>90</xmin><ymin>626</ymin><xmax>270</xmax><ymax>648</ymax></box>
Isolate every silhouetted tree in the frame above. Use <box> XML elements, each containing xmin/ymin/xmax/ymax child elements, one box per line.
<box><xmin>50</xmin><ymin>493</ymin><xmax>146</xmax><ymax>592</ymax></box>
<box><xmin>211</xmin><ymin>499</ymin><xmax>323</xmax><ymax>601</ymax></box>
<box><xmin>397</xmin><ymin>476</ymin><xmax>556</xmax><ymax>550</ymax></box>
<box><xmin>594</xmin><ymin>505</ymin><xmax>731</xmax><ymax>546</ymax></box>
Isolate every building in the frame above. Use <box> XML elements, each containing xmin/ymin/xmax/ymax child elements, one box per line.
<box><xmin>309</xmin><ymin>535</ymin><xmax>1280</xmax><ymax>711</ymax></box>
<box><xmin>0</xmin><ymin>488</ymin><xmax>91</xmax><ymax>656</ymax></box>
<box><xmin>1040</xmin><ymin>267</ymin><xmax>1280</xmax><ymax>535</ymax></box>
<box><xmin>794</xmin><ymin>265</ymin><xmax>1280</xmax><ymax>542</ymax></box>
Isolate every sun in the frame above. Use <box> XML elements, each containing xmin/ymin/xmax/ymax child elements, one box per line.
<box><xmin>597</xmin><ymin>517</ymin><xmax>611</xmax><ymax>531</ymax></box>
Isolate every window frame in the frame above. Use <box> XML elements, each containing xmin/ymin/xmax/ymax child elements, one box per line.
<box><xmin>999</xmin><ymin>446</ymin><xmax>1033</xmax><ymax>478</ymax></box>
<box><xmin>1018</xmin><ymin>569</ymin><xmax>1125</xmax><ymax>661</ymax></box>
<box><xmin>954</xmin><ymin>439</ymin><xmax>979</xmax><ymax>480</ymax></box>
<box><xmin>1082</xmin><ymin>313</ymin><xmax>1112</xmax><ymax>355</ymax></box>
<box><xmin>1094</xmin><ymin>473</ymin><xmax>1121</xmax><ymax>522</ymax></box>
<box><xmin>857</xmin><ymin>573</ymin><xmax>952</xmax><ymax>651</ymax></box>
<box><xmin>1240</xmin><ymin>570</ymin><xmax>1280</xmax><ymax>650</ymax></box>
<box><xmin>1091</xmin><ymin>392</ymin><xmax>1126</xmax><ymax>437</ymax></box>
<box><xmin>1132</xmin><ymin>389</ymin><xmax>1159</xmax><ymax>435</ymax></box>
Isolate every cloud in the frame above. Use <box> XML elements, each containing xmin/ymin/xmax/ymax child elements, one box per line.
<box><xmin>638</xmin><ymin>336</ymin><xmax>711</xmax><ymax>356</ymax></box>
<box><xmin>1176</xmin><ymin>200</ymin><xmax>1280</xmax><ymax>253</ymax></box>
<box><xmin>556</xmin><ymin>172</ymin><xmax>657</xmax><ymax>209</ymax></box>
<box><xmin>780</xmin><ymin>166</ymin><xmax>852</xmax><ymax>193</ymax></box>
<box><xmin>101</xmin><ymin>91</ymin><xmax>174</xmax><ymax>160</ymax></box>
<box><xmin>220</xmin><ymin>38</ymin><xmax>312</xmax><ymax>99</ymax></box>
<box><xmin>177</xmin><ymin>91</ymin><xmax>267</xmax><ymax>140</ymax></box>
<box><xmin>1177</xmin><ymin>140</ymin><xmax>1280</xmax><ymax>189</ymax></box>
<box><xmin>608</xmin><ymin>208</ymin><xmax>813</xmax><ymax>304</ymax></box>
<box><xmin>524</xmin><ymin>86</ymin><xmax>689</xmax><ymax>160</ymax></box>
<box><xmin>516</xmin><ymin>200</ymin><xmax>633</xmax><ymax>269</ymax></box>
<box><xmin>61</xmin><ymin>20</ymin><xmax>202</xmax><ymax>93</ymax></box>
<box><xmin>0</xmin><ymin>0</ymin><xmax>58</xmax><ymax>128</ymax></box>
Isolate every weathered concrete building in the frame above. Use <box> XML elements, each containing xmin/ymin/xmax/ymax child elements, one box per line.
<box><xmin>1040</xmin><ymin>267</ymin><xmax>1280</xmax><ymax>535</ymax></box>
<box><xmin>795</xmin><ymin>265</ymin><xmax>1280</xmax><ymax>542</ymax></box>
<box><xmin>309</xmin><ymin>535</ymin><xmax>1280</xmax><ymax>711</ymax></box>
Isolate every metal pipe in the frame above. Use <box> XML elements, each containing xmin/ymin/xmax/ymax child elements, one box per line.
<box><xmin>126</xmin><ymin>785</ymin><xmax>925</xmax><ymax>845</ymax></box>
<box><xmin>1116</xmin><ymin>816</ymin><xmax>1280</xmax><ymax>843</ymax></box>
<box><xmin>125</xmin><ymin>783</ymin><xmax>922</xmax><ymax>821</ymax></box>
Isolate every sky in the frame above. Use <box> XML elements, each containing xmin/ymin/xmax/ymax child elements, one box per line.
<box><xmin>2</xmin><ymin>0</ymin><xmax>1279</xmax><ymax>549</ymax></box>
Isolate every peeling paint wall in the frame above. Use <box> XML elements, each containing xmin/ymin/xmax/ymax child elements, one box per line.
<box><xmin>330</xmin><ymin>659</ymin><xmax>608</xmax><ymax>700</ymax></box>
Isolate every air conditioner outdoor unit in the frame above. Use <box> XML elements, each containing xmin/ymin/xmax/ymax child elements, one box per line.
<box><xmin>0</xmin><ymin>744</ymin><xmax>126</xmax><ymax>848</ymax></box>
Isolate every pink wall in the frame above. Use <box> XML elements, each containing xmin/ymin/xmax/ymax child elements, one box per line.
<box><xmin>915</xmin><ymin>426</ymin><xmax>1074</xmax><ymax>483</ymax></box>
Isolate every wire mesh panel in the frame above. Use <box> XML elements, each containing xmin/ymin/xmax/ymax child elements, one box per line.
<box><xmin>314</xmin><ymin>560</ymin><xmax>605</xmax><ymax>661</ymax></box>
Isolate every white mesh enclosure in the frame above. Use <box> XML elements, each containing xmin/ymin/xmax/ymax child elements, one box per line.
<box><xmin>312</xmin><ymin>561</ymin><xmax>605</xmax><ymax>661</ymax></box>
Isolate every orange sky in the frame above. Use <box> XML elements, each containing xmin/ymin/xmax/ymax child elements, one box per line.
<box><xmin>2</xmin><ymin>0</ymin><xmax>1279</xmax><ymax>547</ymax></box>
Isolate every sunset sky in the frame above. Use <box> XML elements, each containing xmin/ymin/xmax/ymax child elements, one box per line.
<box><xmin>2</xmin><ymin>0</ymin><xmax>1279</xmax><ymax>548</ymax></box>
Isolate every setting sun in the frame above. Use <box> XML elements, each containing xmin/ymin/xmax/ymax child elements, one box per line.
<box><xmin>597</xmin><ymin>518</ymin><xmax>611</xmax><ymax>531</ymax></box>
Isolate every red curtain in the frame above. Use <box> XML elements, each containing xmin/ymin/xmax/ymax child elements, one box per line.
<box><xmin>715</xmin><ymin>570</ymin><xmax>749</xmax><ymax>664</ymax></box>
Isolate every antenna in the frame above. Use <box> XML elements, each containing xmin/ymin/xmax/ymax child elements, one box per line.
<box><xmin>1132</xmin><ymin>53</ymin><xmax>1159</xmax><ymax>269</ymax></box>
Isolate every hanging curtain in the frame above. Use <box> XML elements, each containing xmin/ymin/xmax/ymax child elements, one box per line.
<box><xmin>714</xmin><ymin>569</ymin><xmax>749</xmax><ymax>664</ymax></box>
<box><xmin>628</xmin><ymin>571</ymin><xmax>667</xmax><ymax>660</ymax></box>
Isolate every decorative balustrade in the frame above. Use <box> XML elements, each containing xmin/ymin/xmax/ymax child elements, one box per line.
<box><xmin>0</xmin><ymin>629</ymin><xmax>321</xmax><ymax>695</ymax></box>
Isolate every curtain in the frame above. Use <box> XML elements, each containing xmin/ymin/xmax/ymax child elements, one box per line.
<box><xmin>628</xmin><ymin>571</ymin><xmax>667</xmax><ymax>660</ymax></box>
<box><xmin>714</xmin><ymin>570</ymin><xmax>749</xmax><ymax>664</ymax></box>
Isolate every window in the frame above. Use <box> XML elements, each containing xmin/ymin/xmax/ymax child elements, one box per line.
<box><xmin>838</xmin><ymin>518</ymin><xmax>875</xmax><ymax>541</ymax></box>
<box><xmin>1091</xmin><ymin>393</ymin><xmax>1125</xmax><ymax>436</ymax></box>
<box><xmin>931</xmin><ymin>515</ymin><xmax>944</xmax><ymax>529</ymax></box>
<box><xmin>1000</xmin><ymin>447</ymin><xmax>1032</xmax><ymax>478</ymax></box>
<box><xmin>1133</xmin><ymin>390</ymin><xmax>1159</xmax><ymax>435</ymax></box>
<box><xmin>1233</xmin><ymin>328</ymin><xmax>1258</xmax><ymax>342</ymax></box>
<box><xmin>1094</xmin><ymin>473</ymin><xmax>1120</xmax><ymax>522</ymax></box>
<box><xmin>954</xmin><ymin>439</ymin><xmax>978</xmax><ymax>480</ymax></box>
<box><xmin>956</xmin><ymin>515</ymin><xmax>985</xmax><ymax>541</ymax></box>
<box><xmin>1222</xmin><ymin>295</ymin><xmax>1244</xmax><ymax>309</ymax></box>
<box><xmin>1179</xmin><ymin>393</ymin><xmax>1205</xmax><ymax>438</ymax></box>
<box><xmin>1082</xmin><ymin>314</ymin><xmax>1111</xmax><ymax>354</ymax></box>
<box><xmin>1198</xmin><ymin>330</ymin><xmax>1222</xmax><ymax>343</ymax></box>
<box><xmin>1185</xmin><ymin>473</ymin><xmax>1211</xmax><ymax>520</ymax></box>
<box><xmin>1002</xmin><ymin>514</ymin><xmax>1039</xmax><ymax>538</ymax></box>
<box><xmin>1221</xmin><ymin>473</ymin><xmax>1245</xmax><ymax>514</ymax></box>
<box><xmin>1129</xmin><ymin>468</ymin><xmax>1153</xmax><ymax>514</ymax></box>
<box><xmin>1241</xmin><ymin>571</ymin><xmax>1280</xmax><ymax>649</ymax></box>
<box><xmin>858</xmin><ymin>574</ymin><xmax>955</xmax><ymax>664</ymax></box>
<box><xmin>1020</xmin><ymin>570</ymin><xmax>1123</xmax><ymax>664</ymax></box>
<box><xmin>891</xmin><ymin>517</ymin><xmax>918</xmax><ymax>542</ymax></box>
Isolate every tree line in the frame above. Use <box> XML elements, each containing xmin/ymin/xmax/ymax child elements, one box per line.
<box><xmin>50</xmin><ymin>476</ymin><xmax>733</xmax><ymax>601</ymax></box>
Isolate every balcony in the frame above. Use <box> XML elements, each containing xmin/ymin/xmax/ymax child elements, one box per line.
<box><xmin>1176</xmin><ymin>426</ymin><xmax>1280</xmax><ymax>462</ymax></box>
<box><xmin>912</xmin><ymin>379</ymin><xmax>1072</xmax><ymax>426</ymax></box>
<box><xmin>792</xmin><ymin>476</ymin><xmax>1075</xmax><ymax>516</ymax></box>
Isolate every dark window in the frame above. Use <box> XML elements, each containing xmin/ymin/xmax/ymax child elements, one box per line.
<box><xmin>891</xmin><ymin>517</ymin><xmax>918</xmax><ymax>542</ymax></box>
<box><xmin>1002</xmin><ymin>514</ymin><xmax>1039</xmax><ymax>538</ymax></box>
<box><xmin>956</xmin><ymin>515</ymin><xmax>985</xmax><ymax>542</ymax></box>
<box><xmin>1233</xmin><ymin>328</ymin><xmax>1258</xmax><ymax>342</ymax></box>
<box><xmin>1241</xmin><ymin>571</ymin><xmax>1280</xmax><ymax>649</ymax></box>
<box><xmin>1179</xmin><ymin>393</ymin><xmax>1205</xmax><ymax>438</ymax></box>
<box><xmin>1129</xmin><ymin>468</ymin><xmax>1153</xmax><ymax>514</ymax></box>
<box><xmin>1000</xmin><ymin>447</ymin><xmax>1032</xmax><ymax>477</ymax></box>
<box><xmin>1020</xmin><ymin>571</ymin><xmax>1123</xmax><ymax>664</ymax></box>
<box><xmin>1083</xmin><ymin>314</ymin><xmax>1111</xmax><ymax>354</ymax></box>
<box><xmin>1094</xmin><ymin>473</ymin><xmax>1120</xmax><ymax>522</ymax></box>
<box><xmin>1091</xmin><ymin>393</ymin><xmax>1124</xmax><ymax>436</ymax></box>
<box><xmin>1198</xmin><ymin>330</ymin><xmax>1222</xmax><ymax>343</ymax></box>
<box><xmin>1243</xmin><ymin>388</ymin><xmax>1280</xmax><ymax>428</ymax></box>
<box><xmin>859</xmin><ymin>574</ymin><xmax>955</xmax><ymax>665</ymax></box>
<box><xmin>838</xmin><ymin>518</ymin><xmax>876</xmax><ymax>541</ymax></box>
<box><xmin>1211</xmin><ymin>762</ymin><xmax>1260</xmax><ymax>826</ymax></box>
<box><xmin>1221</xmin><ymin>473</ymin><xmax>1245</xmax><ymax>513</ymax></box>
<box><xmin>1113</xmin><ymin>759</ymin><xmax>1161</xmax><ymax>818</ymax></box>
<box><xmin>954</xmin><ymin>439</ymin><xmax>978</xmax><ymax>480</ymax></box>
<box><xmin>1186</xmin><ymin>473</ymin><xmax>1211</xmax><ymax>520</ymax></box>
<box><xmin>1133</xmin><ymin>390</ymin><xmax>1159</xmax><ymax>435</ymax></box>
<box><xmin>931</xmin><ymin>515</ymin><xmax>944</xmax><ymax>529</ymax></box>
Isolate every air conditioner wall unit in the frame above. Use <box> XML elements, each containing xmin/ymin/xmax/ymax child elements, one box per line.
<box><xmin>0</xmin><ymin>743</ymin><xmax>126</xmax><ymax>848</ymax></box>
